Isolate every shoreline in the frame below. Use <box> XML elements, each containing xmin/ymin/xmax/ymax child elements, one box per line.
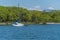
<box><xmin>0</xmin><ymin>23</ymin><xmax>12</xmax><ymax>25</ymax></box>
<box><xmin>39</xmin><ymin>23</ymin><xmax>60</xmax><ymax>24</ymax></box>
<box><xmin>0</xmin><ymin>22</ymin><xmax>60</xmax><ymax>25</ymax></box>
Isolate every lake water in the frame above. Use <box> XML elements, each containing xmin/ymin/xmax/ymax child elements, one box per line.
<box><xmin>0</xmin><ymin>24</ymin><xmax>60</xmax><ymax>40</ymax></box>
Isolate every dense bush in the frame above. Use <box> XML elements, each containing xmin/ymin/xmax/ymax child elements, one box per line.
<box><xmin>0</xmin><ymin>6</ymin><xmax>60</xmax><ymax>23</ymax></box>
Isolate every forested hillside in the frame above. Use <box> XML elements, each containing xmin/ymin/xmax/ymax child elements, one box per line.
<box><xmin>0</xmin><ymin>6</ymin><xmax>60</xmax><ymax>24</ymax></box>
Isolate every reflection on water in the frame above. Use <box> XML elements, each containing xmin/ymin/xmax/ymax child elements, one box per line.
<box><xmin>0</xmin><ymin>24</ymin><xmax>60</xmax><ymax>40</ymax></box>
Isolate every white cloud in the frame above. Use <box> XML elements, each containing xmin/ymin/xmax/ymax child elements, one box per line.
<box><xmin>33</xmin><ymin>6</ymin><xmax>40</xmax><ymax>10</ymax></box>
<box><xmin>28</xmin><ymin>5</ymin><xmax>42</xmax><ymax>11</ymax></box>
<box><xmin>47</xmin><ymin>6</ymin><xmax>54</xmax><ymax>10</ymax></box>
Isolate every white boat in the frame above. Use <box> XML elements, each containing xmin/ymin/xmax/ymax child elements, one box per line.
<box><xmin>12</xmin><ymin>22</ymin><xmax>24</xmax><ymax>26</ymax></box>
<box><xmin>12</xmin><ymin>2</ymin><xmax>24</xmax><ymax>27</ymax></box>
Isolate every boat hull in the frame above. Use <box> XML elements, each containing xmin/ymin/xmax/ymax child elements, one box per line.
<box><xmin>12</xmin><ymin>23</ymin><xmax>24</xmax><ymax>26</ymax></box>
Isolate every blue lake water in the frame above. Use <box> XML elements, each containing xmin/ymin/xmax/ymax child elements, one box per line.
<box><xmin>0</xmin><ymin>24</ymin><xmax>60</xmax><ymax>40</ymax></box>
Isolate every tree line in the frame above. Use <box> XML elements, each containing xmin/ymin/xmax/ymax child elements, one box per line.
<box><xmin>0</xmin><ymin>6</ymin><xmax>60</xmax><ymax>24</ymax></box>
